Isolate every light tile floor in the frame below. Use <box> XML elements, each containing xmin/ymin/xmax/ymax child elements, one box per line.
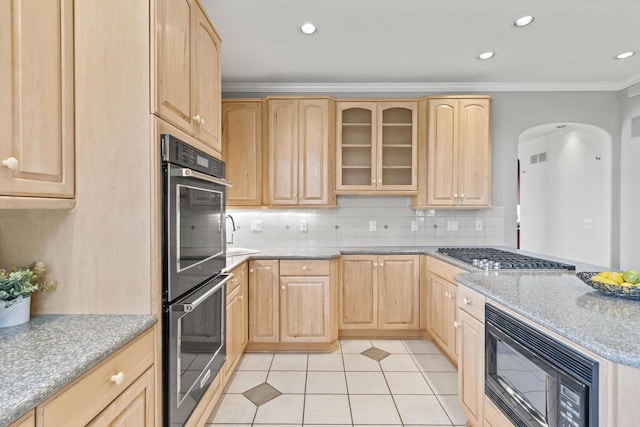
<box><xmin>207</xmin><ymin>339</ymin><xmax>467</xmax><ymax>426</ymax></box>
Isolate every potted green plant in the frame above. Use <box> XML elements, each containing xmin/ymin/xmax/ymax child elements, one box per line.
<box><xmin>0</xmin><ymin>262</ymin><xmax>56</xmax><ymax>328</ymax></box>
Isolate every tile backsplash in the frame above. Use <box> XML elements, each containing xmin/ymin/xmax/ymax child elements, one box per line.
<box><xmin>227</xmin><ymin>196</ymin><xmax>504</xmax><ymax>251</ymax></box>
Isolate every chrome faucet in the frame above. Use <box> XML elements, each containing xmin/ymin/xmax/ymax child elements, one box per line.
<box><xmin>226</xmin><ymin>215</ymin><xmax>237</xmax><ymax>244</ymax></box>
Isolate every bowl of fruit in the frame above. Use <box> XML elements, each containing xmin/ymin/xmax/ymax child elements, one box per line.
<box><xmin>576</xmin><ymin>270</ymin><xmax>640</xmax><ymax>299</ymax></box>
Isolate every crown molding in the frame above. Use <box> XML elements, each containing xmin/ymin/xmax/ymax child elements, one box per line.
<box><xmin>222</xmin><ymin>81</ymin><xmax>633</xmax><ymax>93</ymax></box>
<box><xmin>619</xmin><ymin>72</ymin><xmax>640</xmax><ymax>90</ymax></box>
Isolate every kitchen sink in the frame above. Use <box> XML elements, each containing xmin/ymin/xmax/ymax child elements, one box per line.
<box><xmin>226</xmin><ymin>247</ymin><xmax>260</xmax><ymax>256</ymax></box>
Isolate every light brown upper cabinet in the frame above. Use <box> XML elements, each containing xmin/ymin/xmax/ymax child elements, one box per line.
<box><xmin>154</xmin><ymin>0</ymin><xmax>222</xmax><ymax>155</ymax></box>
<box><xmin>412</xmin><ymin>97</ymin><xmax>491</xmax><ymax>208</ymax></box>
<box><xmin>265</xmin><ymin>98</ymin><xmax>336</xmax><ymax>207</ymax></box>
<box><xmin>337</xmin><ymin>101</ymin><xmax>417</xmax><ymax>194</ymax></box>
<box><xmin>0</xmin><ymin>0</ymin><xmax>75</xmax><ymax>208</ymax></box>
<box><xmin>340</xmin><ymin>255</ymin><xmax>419</xmax><ymax>331</ymax></box>
<box><xmin>222</xmin><ymin>101</ymin><xmax>262</xmax><ymax>206</ymax></box>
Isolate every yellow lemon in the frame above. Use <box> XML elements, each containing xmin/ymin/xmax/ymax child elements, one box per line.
<box><xmin>597</xmin><ymin>271</ymin><xmax>611</xmax><ymax>279</ymax></box>
<box><xmin>591</xmin><ymin>276</ymin><xmax>619</xmax><ymax>286</ymax></box>
<box><xmin>620</xmin><ymin>282</ymin><xmax>635</xmax><ymax>287</ymax></box>
<box><xmin>609</xmin><ymin>272</ymin><xmax>625</xmax><ymax>284</ymax></box>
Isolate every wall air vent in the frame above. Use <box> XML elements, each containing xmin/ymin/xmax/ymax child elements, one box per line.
<box><xmin>628</xmin><ymin>83</ymin><xmax>640</xmax><ymax>98</ymax></box>
<box><xmin>538</xmin><ymin>152</ymin><xmax>547</xmax><ymax>162</ymax></box>
<box><xmin>530</xmin><ymin>154</ymin><xmax>538</xmax><ymax>164</ymax></box>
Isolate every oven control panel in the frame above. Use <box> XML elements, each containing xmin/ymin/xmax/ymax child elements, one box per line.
<box><xmin>559</xmin><ymin>376</ymin><xmax>587</xmax><ymax>427</ymax></box>
<box><xmin>161</xmin><ymin>134</ymin><xmax>225</xmax><ymax>178</ymax></box>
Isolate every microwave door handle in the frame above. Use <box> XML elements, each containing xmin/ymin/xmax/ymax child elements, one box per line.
<box><xmin>182</xmin><ymin>274</ymin><xmax>233</xmax><ymax>312</ymax></box>
<box><xmin>171</xmin><ymin>168</ymin><xmax>233</xmax><ymax>187</ymax></box>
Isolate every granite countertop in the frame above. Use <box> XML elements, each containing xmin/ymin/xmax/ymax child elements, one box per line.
<box><xmin>456</xmin><ymin>271</ymin><xmax>640</xmax><ymax>368</ymax></box>
<box><xmin>0</xmin><ymin>314</ymin><xmax>157</xmax><ymax>427</ymax></box>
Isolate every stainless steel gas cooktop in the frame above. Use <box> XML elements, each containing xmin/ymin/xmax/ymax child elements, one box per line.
<box><xmin>437</xmin><ymin>247</ymin><xmax>576</xmax><ymax>270</ymax></box>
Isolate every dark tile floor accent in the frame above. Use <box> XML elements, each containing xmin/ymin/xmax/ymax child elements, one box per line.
<box><xmin>242</xmin><ymin>382</ymin><xmax>282</xmax><ymax>406</ymax></box>
<box><xmin>361</xmin><ymin>346</ymin><xmax>391</xmax><ymax>361</ymax></box>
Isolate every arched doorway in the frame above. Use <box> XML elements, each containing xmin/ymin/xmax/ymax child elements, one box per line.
<box><xmin>517</xmin><ymin>123</ymin><xmax>612</xmax><ymax>266</ymax></box>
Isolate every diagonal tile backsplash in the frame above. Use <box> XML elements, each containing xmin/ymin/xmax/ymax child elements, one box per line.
<box><xmin>227</xmin><ymin>196</ymin><xmax>504</xmax><ymax>251</ymax></box>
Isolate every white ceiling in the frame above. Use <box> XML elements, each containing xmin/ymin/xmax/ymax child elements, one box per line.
<box><xmin>201</xmin><ymin>0</ymin><xmax>640</xmax><ymax>92</ymax></box>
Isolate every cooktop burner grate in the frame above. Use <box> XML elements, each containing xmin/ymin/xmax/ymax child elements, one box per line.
<box><xmin>437</xmin><ymin>247</ymin><xmax>575</xmax><ymax>270</ymax></box>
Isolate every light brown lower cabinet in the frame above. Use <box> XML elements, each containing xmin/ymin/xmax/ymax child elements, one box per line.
<box><xmin>340</xmin><ymin>255</ymin><xmax>419</xmax><ymax>331</ymax></box>
<box><xmin>32</xmin><ymin>327</ymin><xmax>155</xmax><ymax>427</ymax></box>
<box><xmin>457</xmin><ymin>307</ymin><xmax>484</xmax><ymax>427</ymax></box>
<box><xmin>427</xmin><ymin>272</ymin><xmax>458</xmax><ymax>361</ymax></box>
<box><xmin>224</xmin><ymin>262</ymin><xmax>249</xmax><ymax>384</ymax></box>
<box><xmin>426</xmin><ymin>256</ymin><xmax>466</xmax><ymax>363</ymax></box>
<box><xmin>8</xmin><ymin>410</ymin><xmax>34</xmax><ymax>427</ymax></box>
<box><xmin>249</xmin><ymin>259</ymin><xmax>336</xmax><ymax>345</ymax></box>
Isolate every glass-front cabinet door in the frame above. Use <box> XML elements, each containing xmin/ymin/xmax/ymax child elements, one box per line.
<box><xmin>336</xmin><ymin>102</ymin><xmax>377</xmax><ymax>191</ymax></box>
<box><xmin>377</xmin><ymin>102</ymin><xmax>417</xmax><ymax>191</ymax></box>
<box><xmin>336</xmin><ymin>101</ymin><xmax>417</xmax><ymax>194</ymax></box>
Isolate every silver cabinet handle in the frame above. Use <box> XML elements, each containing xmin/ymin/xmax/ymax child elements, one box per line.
<box><xmin>453</xmin><ymin>194</ymin><xmax>458</xmax><ymax>198</ymax></box>
<box><xmin>453</xmin><ymin>321</ymin><xmax>459</xmax><ymax>329</ymax></box>
<box><xmin>378</xmin><ymin>179</ymin><xmax>382</xmax><ymax>183</ymax></box>
<box><xmin>281</xmin><ymin>285</ymin><xmax>286</xmax><ymax>291</ymax></box>
<box><xmin>302</xmin><ymin>266</ymin><xmax>308</xmax><ymax>271</ymax></box>
<box><xmin>380</xmin><ymin>262</ymin><xmax>384</xmax><ymax>267</ymax></box>
<box><xmin>445</xmin><ymin>291</ymin><xmax>450</xmax><ymax>298</ymax></box>
<box><xmin>463</xmin><ymin>298</ymin><xmax>471</xmax><ymax>305</ymax></box>
<box><xmin>249</xmin><ymin>268</ymin><xmax>254</xmax><ymax>274</ymax></box>
<box><xmin>192</xmin><ymin>114</ymin><xmax>202</xmax><ymax>124</ymax></box>
<box><xmin>460</xmin><ymin>194</ymin><xmax>465</xmax><ymax>199</ymax></box>
<box><xmin>2</xmin><ymin>157</ymin><xmax>19</xmax><ymax>170</ymax></box>
<box><xmin>374</xmin><ymin>262</ymin><xmax>378</xmax><ymax>267</ymax></box>
<box><xmin>200</xmin><ymin>117</ymin><xmax>206</xmax><ymax>126</ymax></box>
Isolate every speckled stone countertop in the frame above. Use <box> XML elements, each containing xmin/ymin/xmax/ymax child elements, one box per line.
<box><xmin>0</xmin><ymin>314</ymin><xmax>156</xmax><ymax>427</ymax></box>
<box><xmin>456</xmin><ymin>271</ymin><xmax>640</xmax><ymax>368</ymax></box>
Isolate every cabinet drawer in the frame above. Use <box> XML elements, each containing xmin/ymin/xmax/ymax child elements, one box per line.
<box><xmin>280</xmin><ymin>260</ymin><xmax>330</xmax><ymax>276</ymax></box>
<box><xmin>227</xmin><ymin>262</ymin><xmax>247</xmax><ymax>294</ymax></box>
<box><xmin>458</xmin><ymin>285</ymin><xmax>485</xmax><ymax>321</ymax></box>
<box><xmin>39</xmin><ymin>328</ymin><xmax>155</xmax><ymax>426</ymax></box>
<box><xmin>427</xmin><ymin>256</ymin><xmax>466</xmax><ymax>283</ymax></box>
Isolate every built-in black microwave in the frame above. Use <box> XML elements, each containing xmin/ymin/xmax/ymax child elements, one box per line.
<box><xmin>485</xmin><ymin>305</ymin><xmax>599</xmax><ymax>427</ymax></box>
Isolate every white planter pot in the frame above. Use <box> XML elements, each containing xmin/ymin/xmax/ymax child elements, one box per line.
<box><xmin>0</xmin><ymin>296</ymin><xmax>31</xmax><ymax>328</ymax></box>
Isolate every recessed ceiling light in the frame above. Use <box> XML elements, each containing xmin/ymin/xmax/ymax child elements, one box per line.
<box><xmin>300</xmin><ymin>23</ymin><xmax>317</xmax><ymax>35</ymax></box>
<box><xmin>514</xmin><ymin>15</ymin><xmax>535</xmax><ymax>27</ymax></box>
<box><xmin>477</xmin><ymin>51</ymin><xmax>495</xmax><ymax>60</ymax></box>
<box><xmin>615</xmin><ymin>51</ymin><xmax>635</xmax><ymax>60</ymax></box>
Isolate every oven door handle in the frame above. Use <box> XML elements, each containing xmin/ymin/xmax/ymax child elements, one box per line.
<box><xmin>182</xmin><ymin>273</ymin><xmax>233</xmax><ymax>312</ymax></box>
<box><xmin>171</xmin><ymin>167</ymin><xmax>233</xmax><ymax>187</ymax></box>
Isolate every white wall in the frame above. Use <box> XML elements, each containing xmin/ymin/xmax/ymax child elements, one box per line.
<box><xmin>518</xmin><ymin>126</ymin><xmax>611</xmax><ymax>266</ymax></box>
<box><xmin>228</xmin><ymin>197</ymin><xmax>504</xmax><ymax>251</ymax></box>
<box><xmin>618</xmin><ymin>91</ymin><xmax>640</xmax><ymax>270</ymax></box>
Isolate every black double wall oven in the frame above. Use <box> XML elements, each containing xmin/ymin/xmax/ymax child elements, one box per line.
<box><xmin>161</xmin><ymin>134</ymin><xmax>232</xmax><ymax>426</ymax></box>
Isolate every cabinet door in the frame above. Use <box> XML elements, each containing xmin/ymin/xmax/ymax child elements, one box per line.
<box><xmin>448</xmin><ymin>282</ymin><xmax>458</xmax><ymax>361</ymax></box>
<box><xmin>222</xmin><ymin>101</ymin><xmax>262</xmax><ymax>206</ymax></box>
<box><xmin>224</xmin><ymin>284</ymin><xmax>242</xmax><ymax>380</ymax></box>
<box><xmin>427</xmin><ymin>99</ymin><xmax>459</xmax><ymax>206</ymax></box>
<box><xmin>238</xmin><ymin>263</ymin><xmax>249</xmax><ymax>349</ymax></box>
<box><xmin>340</xmin><ymin>256</ymin><xmax>378</xmax><ymax>329</ymax></box>
<box><xmin>0</xmin><ymin>0</ymin><xmax>74</xmax><ymax>199</ymax></box>
<box><xmin>377</xmin><ymin>102</ymin><xmax>418</xmax><ymax>191</ymax></box>
<box><xmin>268</xmin><ymin>100</ymin><xmax>298</xmax><ymax>205</ymax></box>
<box><xmin>427</xmin><ymin>273</ymin><xmax>451</xmax><ymax>349</ymax></box>
<box><xmin>336</xmin><ymin>102</ymin><xmax>377</xmax><ymax>191</ymax></box>
<box><xmin>458</xmin><ymin>99</ymin><xmax>491</xmax><ymax>207</ymax></box>
<box><xmin>249</xmin><ymin>260</ymin><xmax>280</xmax><ymax>343</ymax></box>
<box><xmin>458</xmin><ymin>309</ymin><xmax>484</xmax><ymax>427</ymax></box>
<box><xmin>378</xmin><ymin>255</ymin><xmax>419</xmax><ymax>329</ymax></box>
<box><xmin>280</xmin><ymin>276</ymin><xmax>330</xmax><ymax>342</ymax></box>
<box><xmin>298</xmin><ymin>99</ymin><xmax>332</xmax><ymax>206</ymax></box>
<box><xmin>154</xmin><ymin>0</ymin><xmax>194</xmax><ymax>134</ymax></box>
<box><xmin>192</xmin><ymin>4</ymin><xmax>221</xmax><ymax>153</ymax></box>
<box><xmin>86</xmin><ymin>368</ymin><xmax>155</xmax><ymax>427</ymax></box>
